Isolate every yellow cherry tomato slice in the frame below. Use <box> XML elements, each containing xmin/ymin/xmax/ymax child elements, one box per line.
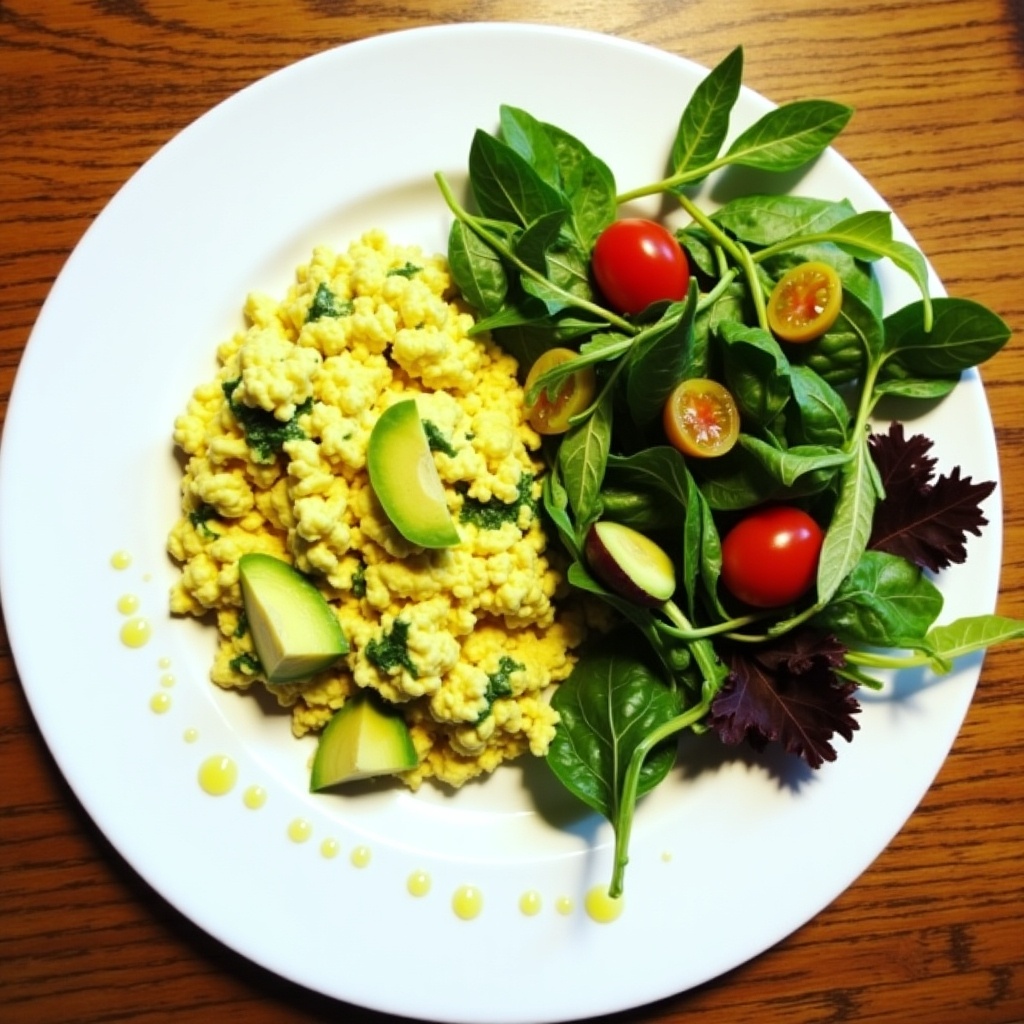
<box><xmin>766</xmin><ymin>261</ymin><xmax>843</xmax><ymax>343</ymax></box>
<box><xmin>524</xmin><ymin>347</ymin><xmax>597</xmax><ymax>435</ymax></box>
<box><xmin>663</xmin><ymin>378</ymin><xmax>740</xmax><ymax>458</ymax></box>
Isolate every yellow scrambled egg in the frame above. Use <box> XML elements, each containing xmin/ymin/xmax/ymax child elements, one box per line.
<box><xmin>167</xmin><ymin>229</ymin><xmax>584</xmax><ymax>788</ymax></box>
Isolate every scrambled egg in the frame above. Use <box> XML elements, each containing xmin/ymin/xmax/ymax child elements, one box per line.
<box><xmin>167</xmin><ymin>230</ymin><xmax>584</xmax><ymax>789</ymax></box>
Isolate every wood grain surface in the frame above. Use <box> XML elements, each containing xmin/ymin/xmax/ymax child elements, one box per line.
<box><xmin>2</xmin><ymin>1</ymin><xmax>1023</xmax><ymax>1022</ymax></box>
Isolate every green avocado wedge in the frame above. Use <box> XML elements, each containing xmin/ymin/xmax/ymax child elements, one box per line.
<box><xmin>238</xmin><ymin>553</ymin><xmax>348</xmax><ymax>684</ymax></box>
<box><xmin>310</xmin><ymin>691</ymin><xmax>419</xmax><ymax>789</ymax></box>
<box><xmin>366</xmin><ymin>399</ymin><xmax>460</xmax><ymax>548</ymax></box>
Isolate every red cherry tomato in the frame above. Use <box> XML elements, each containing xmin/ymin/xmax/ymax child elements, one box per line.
<box><xmin>720</xmin><ymin>506</ymin><xmax>823</xmax><ymax>608</ymax></box>
<box><xmin>592</xmin><ymin>219</ymin><xmax>690</xmax><ymax>315</ymax></box>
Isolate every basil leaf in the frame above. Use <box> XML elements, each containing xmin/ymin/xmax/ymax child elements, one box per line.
<box><xmin>737</xmin><ymin>435</ymin><xmax>851</xmax><ymax>488</ymax></box>
<box><xmin>498</xmin><ymin>104</ymin><xmax>562</xmax><ymax>189</ymax></box>
<box><xmin>788</xmin><ymin>363</ymin><xmax>851</xmax><ymax>448</ymax></box>
<box><xmin>723</xmin><ymin>99</ymin><xmax>853</xmax><ymax>172</ymax></box>
<box><xmin>469</xmin><ymin>129</ymin><xmax>569</xmax><ymax>226</ymax></box>
<box><xmin>715</xmin><ymin>194</ymin><xmax>857</xmax><ymax>247</ymax></box>
<box><xmin>624</xmin><ymin>280</ymin><xmax>699</xmax><ymax>428</ymax></box>
<box><xmin>543</xmin><ymin>122</ymin><xmax>617</xmax><ymax>247</ymax></box>
<box><xmin>558</xmin><ymin>387</ymin><xmax>612</xmax><ymax>532</ymax></box>
<box><xmin>719</xmin><ymin>320</ymin><xmax>792</xmax><ymax>428</ymax></box>
<box><xmin>671</xmin><ymin>45</ymin><xmax>743</xmax><ymax>181</ymax></box>
<box><xmin>447</xmin><ymin>220</ymin><xmax>509</xmax><ymax>315</ymax></box>
<box><xmin>924</xmin><ymin>615</ymin><xmax>1024</xmax><ymax>671</ymax></box>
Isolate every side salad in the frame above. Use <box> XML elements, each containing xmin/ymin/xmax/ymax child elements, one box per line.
<box><xmin>434</xmin><ymin>46</ymin><xmax>1022</xmax><ymax>898</ymax></box>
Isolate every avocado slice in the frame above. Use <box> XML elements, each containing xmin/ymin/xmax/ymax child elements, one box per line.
<box><xmin>238</xmin><ymin>553</ymin><xmax>348</xmax><ymax>684</ymax></box>
<box><xmin>366</xmin><ymin>399</ymin><xmax>460</xmax><ymax>548</ymax></box>
<box><xmin>310</xmin><ymin>691</ymin><xmax>418</xmax><ymax>789</ymax></box>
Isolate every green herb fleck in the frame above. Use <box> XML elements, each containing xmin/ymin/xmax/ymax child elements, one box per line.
<box><xmin>387</xmin><ymin>261</ymin><xmax>421</xmax><ymax>279</ymax></box>
<box><xmin>475</xmin><ymin>656</ymin><xmax>522</xmax><ymax>723</ymax></box>
<box><xmin>459</xmin><ymin>473</ymin><xmax>535</xmax><ymax>530</ymax></box>
<box><xmin>223</xmin><ymin>379</ymin><xmax>312</xmax><ymax>463</ymax></box>
<box><xmin>306</xmin><ymin>282</ymin><xmax>353</xmax><ymax>322</ymax></box>
<box><xmin>233</xmin><ymin>610</ymin><xmax>249</xmax><ymax>639</ymax></box>
<box><xmin>351</xmin><ymin>562</ymin><xmax>367</xmax><ymax>598</ymax></box>
<box><xmin>188</xmin><ymin>503</ymin><xmax>220</xmax><ymax>539</ymax></box>
<box><xmin>230</xmin><ymin>652</ymin><xmax>261</xmax><ymax>676</ymax></box>
<box><xmin>366</xmin><ymin>619</ymin><xmax>418</xmax><ymax>677</ymax></box>
<box><xmin>423</xmin><ymin>419</ymin><xmax>458</xmax><ymax>457</ymax></box>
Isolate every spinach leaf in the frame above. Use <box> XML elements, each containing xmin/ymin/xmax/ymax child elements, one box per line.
<box><xmin>447</xmin><ymin>219</ymin><xmax>509</xmax><ymax>315</ymax></box>
<box><xmin>718</xmin><ymin>321</ymin><xmax>792</xmax><ymax>429</ymax></box>
<box><xmin>547</xmin><ymin>646</ymin><xmax>684</xmax><ymax>832</ymax></box>
<box><xmin>558</xmin><ymin>387</ymin><xmax>613</xmax><ymax>534</ymax></box>
<box><xmin>812</xmin><ymin>550</ymin><xmax>944</xmax><ymax>648</ymax></box>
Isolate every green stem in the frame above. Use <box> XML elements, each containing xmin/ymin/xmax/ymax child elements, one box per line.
<box><xmin>615</xmin><ymin>158</ymin><xmax>735</xmax><ymax>206</ymax></box>
<box><xmin>435</xmin><ymin>172</ymin><xmax>635</xmax><ymax>333</ymax></box>
<box><xmin>608</xmin><ymin>699</ymin><xmax>710</xmax><ymax>898</ymax></box>
<box><xmin>656</xmin><ymin>600</ymin><xmax>764</xmax><ymax>640</ymax></box>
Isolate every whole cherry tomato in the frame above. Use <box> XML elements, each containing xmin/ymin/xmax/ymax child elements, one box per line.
<box><xmin>592</xmin><ymin>218</ymin><xmax>690</xmax><ymax>315</ymax></box>
<box><xmin>720</xmin><ymin>505</ymin><xmax>823</xmax><ymax>608</ymax></box>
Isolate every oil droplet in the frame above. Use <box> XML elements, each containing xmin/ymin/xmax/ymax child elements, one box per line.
<box><xmin>159</xmin><ymin>673</ymin><xmax>175</xmax><ymax>688</ymax></box>
<box><xmin>288</xmin><ymin>818</ymin><xmax>312</xmax><ymax>843</ymax></box>
<box><xmin>111</xmin><ymin>550</ymin><xmax>132</xmax><ymax>570</ymax></box>
<box><xmin>117</xmin><ymin>593</ymin><xmax>140</xmax><ymax>615</ymax></box>
<box><xmin>555</xmin><ymin>896</ymin><xmax>574</xmax><ymax>916</ymax></box>
<box><xmin>183</xmin><ymin>727</ymin><xmax>199</xmax><ymax>743</ymax></box>
<box><xmin>120</xmin><ymin>617</ymin><xmax>152</xmax><ymax>648</ymax></box>
<box><xmin>320</xmin><ymin>838</ymin><xmax>340</xmax><ymax>859</ymax></box>
<box><xmin>243</xmin><ymin>785</ymin><xmax>267</xmax><ymax>810</ymax></box>
<box><xmin>158</xmin><ymin>656</ymin><xmax>172</xmax><ymax>669</ymax></box>
<box><xmin>584</xmin><ymin>885</ymin><xmax>624</xmax><ymax>924</ymax></box>
<box><xmin>407</xmin><ymin>870</ymin><xmax>431</xmax><ymax>897</ymax></box>
<box><xmin>149</xmin><ymin>691</ymin><xmax>171</xmax><ymax>714</ymax></box>
<box><xmin>519</xmin><ymin>890</ymin><xmax>542</xmax><ymax>917</ymax></box>
<box><xmin>661</xmin><ymin>850</ymin><xmax>673</xmax><ymax>863</ymax></box>
<box><xmin>350</xmin><ymin>844</ymin><xmax>371</xmax><ymax>868</ymax></box>
<box><xmin>198</xmin><ymin>755</ymin><xmax>237</xmax><ymax>796</ymax></box>
<box><xmin>452</xmin><ymin>885</ymin><xmax>483</xmax><ymax>921</ymax></box>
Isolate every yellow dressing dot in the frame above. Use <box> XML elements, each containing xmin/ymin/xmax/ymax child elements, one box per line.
<box><xmin>158</xmin><ymin>656</ymin><xmax>172</xmax><ymax>669</ymax></box>
<box><xmin>519</xmin><ymin>890</ymin><xmax>542</xmax><ymax>917</ymax></box>
<box><xmin>117</xmin><ymin>593</ymin><xmax>140</xmax><ymax>615</ymax></box>
<box><xmin>452</xmin><ymin>885</ymin><xmax>483</xmax><ymax>921</ymax></box>
<box><xmin>110</xmin><ymin>550</ymin><xmax>132</xmax><ymax>570</ymax></box>
<box><xmin>149</xmin><ymin>691</ymin><xmax>171</xmax><ymax>714</ymax></box>
<box><xmin>661</xmin><ymin>850</ymin><xmax>673</xmax><ymax>863</ymax></box>
<box><xmin>320</xmin><ymin>838</ymin><xmax>340</xmax><ymax>859</ymax></box>
<box><xmin>120</xmin><ymin>617</ymin><xmax>151</xmax><ymax>648</ymax></box>
<box><xmin>159</xmin><ymin>673</ymin><xmax>175</xmax><ymax>688</ymax></box>
<box><xmin>288</xmin><ymin>818</ymin><xmax>312</xmax><ymax>843</ymax></box>
<box><xmin>183</xmin><ymin>727</ymin><xmax>199</xmax><ymax>743</ymax></box>
<box><xmin>584</xmin><ymin>885</ymin><xmax>624</xmax><ymax>924</ymax></box>
<box><xmin>350</xmin><ymin>845</ymin><xmax>371</xmax><ymax>868</ymax></box>
<box><xmin>407</xmin><ymin>870</ymin><xmax>431</xmax><ymax>897</ymax></box>
<box><xmin>555</xmin><ymin>896</ymin><xmax>574</xmax><ymax>916</ymax></box>
<box><xmin>198</xmin><ymin>755</ymin><xmax>237</xmax><ymax>796</ymax></box>
<box><xmin>243</xmin><ymin>785</ymin><xmax>267</xmax><ymax>810</ymax></box>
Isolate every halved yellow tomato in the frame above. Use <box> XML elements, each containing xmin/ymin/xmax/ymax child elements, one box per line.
<box><xmin>767</xmin><ymin>261</ymin><xmax>843</xmax><ymax>343</ymax></box>
<box><xmin>663</xmin><ymin>378</ymin><xmax>740</xmax><ymax>458</ymax></box>
<box><xmin>524</xmin><ymin>348</ymin><xmax>597</xmax><ymax>435</ymax></box>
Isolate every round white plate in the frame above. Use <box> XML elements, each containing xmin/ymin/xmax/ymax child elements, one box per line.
<box><xmin>0</xmin><ymin>23</ymin><xmax>1000</xmax><ymax>1024</ymax></box>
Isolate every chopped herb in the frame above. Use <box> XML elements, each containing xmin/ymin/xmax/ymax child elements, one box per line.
<box><xmin>351</xmin><ymin>562</ymin><xmax>367</xmax><ymax>598</ymax></box>
<box><xmin>387</xmin><ymin>261</ymin><xmax>421</xmax><ymax>279</ymax></box>
<box><xmin>475</xmin><ymin>656</ymin><xmax>522</xmax><ymax>723</ymax></box>
<box><xmin>233</xmin><ymin>610</ymin><xmax>249</xmax><ymax>639</ymax></box>
<box><xmin>366</xmin><ymin>618</ymin><xmax>418</xmax><ymax>677</ymax></box>
<box><xmin>188</xmin><ymin>503</ymin><xmax>220</xmax><ymax>539</ymax></box>
<box><xmin>230</xmin><ymin>652</ymin><xmax>261</xmax><ymax>676</ymax></box>
<box><xmin>423</xmin><ymin>419</ymin><xmax>458</xmax><ymax>457</ymax></box>
<box><xmin>223</xmin><ymin>378</ymin><xmax>312</xmax><ymax>463</ymax></box>
<box><xmin>306</xmin><ymin>282</ymin><xmax>353</xmax><ymax>322</ymax></box>
<box><xmin>459</xmin><ymin>473</ymin><xmax>535</xmax><ymax>530</ymax></box>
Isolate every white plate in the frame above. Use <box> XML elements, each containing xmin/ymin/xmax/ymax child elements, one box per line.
<box><xmin>0</xmin><ymin>23</ymin><xmax>1001</xmax><ymax>1024</ymax></box>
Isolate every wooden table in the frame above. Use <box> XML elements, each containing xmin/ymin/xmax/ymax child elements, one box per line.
<box><xmin>2</xmin><ymin>2</ymin><xmax>1022</xmax><ymax>1022</ymax></box>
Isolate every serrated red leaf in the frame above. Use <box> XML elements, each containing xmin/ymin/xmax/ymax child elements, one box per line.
<box><xmin>709</xmin><ymin>631</ymin><xmax>859</xmax><ymax>769</ymax></box>
<box><xmin>868</xmin><ymin>422</ymin><xmax>995</xmax><ymax>572</ymax></box>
